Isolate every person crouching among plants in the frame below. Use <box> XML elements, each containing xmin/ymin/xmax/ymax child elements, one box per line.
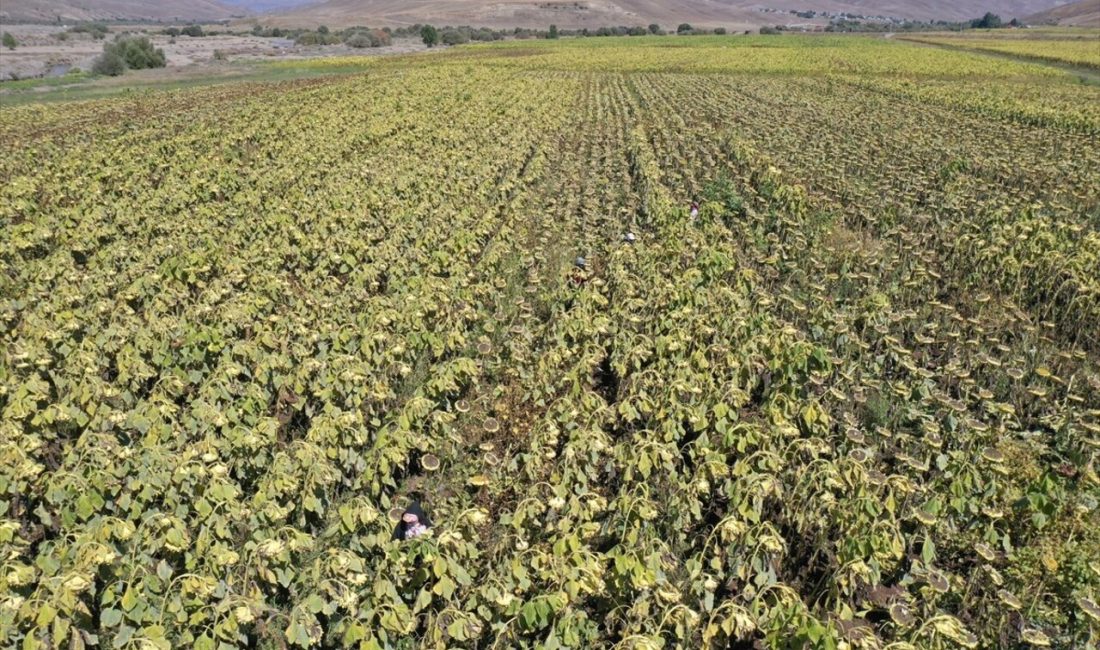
<box><xmin>570</xmin><ymin>256</ymin><xmax>590</xmax><ymax>287</ymax></box>
<box><xmin>392</xmin><ymin>501</ymin><xmax>432</xmax><ymax>541</ymax></box>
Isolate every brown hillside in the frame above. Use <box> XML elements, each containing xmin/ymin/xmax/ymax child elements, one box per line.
<box><xmin>0</xmin><ymin>0</ymin><xmax>243</xmax><ymax>23</ymax></box>
<box><xmin>1026</xmin><ymin>0</ymin><xmax>1100</xmax><ymax>26</ymax></box>
<box><xmin>261</xmin><ymin>0</ymin><xmax>1069</xmax><ymax>29</ymax></box>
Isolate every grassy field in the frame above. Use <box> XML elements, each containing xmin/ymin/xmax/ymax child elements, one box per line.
<box><xmin>901</xmin><ymin>30</ymin><xmax>1100</xmax><ymax>70</ymax></box>
<box><xmin>2</xmin><ymin>33</ymin><xmax>1099</xmax><ymax>649</ymax></box>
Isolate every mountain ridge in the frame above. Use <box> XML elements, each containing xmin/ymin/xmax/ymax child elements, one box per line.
<box><xmin>0</xmin><ymin>0</ymin><xmax>1076</xmax><ymax>27</ymax></box>
<box><xmin>261</xmin><ymin>0</ymin><xmax>1074</xmax><ymax>29</ymax></box>
<box><xmin>0</xmin><ymin>0</ymin><xmax>244</xmax><ymax>23</ymax></box>
<box><xmin>1026</xmin><ymin>0</ymin><xmax>1100</xmax><ymax>26</ymax></box>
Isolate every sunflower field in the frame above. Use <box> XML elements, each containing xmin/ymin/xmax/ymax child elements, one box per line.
<box><xmin>1</xmin><ymin>33</ymin><xmax>1098</xmax><ymax>650</ymax></box>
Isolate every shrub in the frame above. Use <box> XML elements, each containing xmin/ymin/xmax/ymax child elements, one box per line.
<box><xmin>92</xmin><ymin>35</ymin><xmax>167</xmax><ymax>76</ymax></box>
<box><xmin>91</xmin><ymin>50</ymin><xmax>126</xmax><ymax>76</ymax></box>
<box><xmin>372</xmin><ymin>29</ymin><xmax>392</xmax><ymax>46</ymax></box>
<box><xmin>648</xmin><ymin>23</ymin><xmax>660</xmax><ymax>34</ymax></box>
<box><xmin>2</xmin><ymin>32</ymin><xmax>16</xmax><ymax>50</ymax></box>
<box><xmin>548</xmin><ymin>24</ymin><xmax>559</xmax><ymax>39</ymax></box>
<box><xmin>116</xmin><ymin>36</ymin><xmax>166</xmax><ymax>69</ymax></box>
<box><xmin>345</xmin><ymin>33</ymin><xmax>370</xmax><ymax>48</ymax></box>
<box><xmin>345</xmin><ymin>29</ymin><xmax>390</xmax><ymax>48</ymax></box>
<box><xmin>421</xmin><ymin>25</ymin><xmax>439</xmax><ymax>47</ymax></box>
<box><xmin>760</xmin><ymin>26</ymin><xmax>780</xmax><ymax>35</ymax></box>
<box><xmin>440</xmin><ymin>29</ymin><xmax>469</xmax><ymax>46</ymax></box>
<box><xmin>714</xmin><ymin>27</ymin><xmax>727</xmax><ymax>35</ymax></box>
<box><xmin>677</xmin><ymin>23</ymin><xmax>693</xmax><ymax>34</ymax></box>
<box><xmin>181</xmin><ymin>25</ymin><xmax>205</xmax><ymax>38</ymax></box>
<box><xmin>470</xmin><ymin>28</ymin><xmax>500</xmax><ymax>42</ymax></box>
<box><xmin>71</xmin><ymin>22</ymin><xmax>109</xmax><ymax>37</ymax></box>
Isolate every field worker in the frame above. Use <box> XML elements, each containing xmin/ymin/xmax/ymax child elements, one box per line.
<box><xmin>570</xmin><ymin>256</ymin><xmax>589</xmax><ymax>287</ymax></box>
<box><xmin>623</xmin><ymin>232</ymin><xmax>637</xmax><ymax>244</ymax></box>
<box><xmin>690</xmin><ymin>201</ymin><xmax>700</xmax><ymax>220</ymax></box>
<box><xmin>392</xmin><ymin>501</ymin><xmax>432</xmax><ymax>541</ymax></box>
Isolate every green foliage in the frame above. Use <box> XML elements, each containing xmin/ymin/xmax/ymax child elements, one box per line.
<box><xmin>90</xmin><ymin>35</ymin><xmax>166</xmax><ymax>76</ymax></box>
<box><xmin>117</xmin><ymin>35</ymin><xmax>166</xmax><ymax>70</ymax></box>
<box><xmin>181</xmin><ymin>25</ymin><xmax>205</xmax><ymax>37</ymax></box>
<box><xmin>702</xmin><ymin>175</ymin><xmax>745</xmax><ymax>218</ymax></box>
<box><xmin>860</xmin><ymin>390</ymin><xmax>892</xmax><ymax>429</ymax></box>
<box><xmin>69</xmin><ymin>22</ymin><xmax>109</xmax><ymax>38</ymax></box>
<box><xmin>344</xmin><ymin>29</ymin><xmax>390</xmax><ymax>48</ymax></box>
<box><xmin>90</xmin><ymin>49</ymin><xmax>126</xmax><ymax>76</ymax></box>
<box><xmin>971</xmin><ymin>12</ymin><xmax>1003</xmax><ymax>29</ymax></box>
<box><xmin>2</xmin><ymin>32</ymin><xmax>16</xmax><ymax>50</ymax></box>
<box><xmin>649</xmin><ymin>23</ymin><xmax>661</xmax><ymax>34</ymax></box>
<box><xmin>548</xmin><ymin>24</ymin><xmax>559</xmax><ymax>40</ymax></box>
<box><xmin>440</xmin><ymin>29</ymin><xmax>468</xmax><ymax>46</ymax></box>
<box><xmin>297</xmin><ymin>30</ymin><xmax>341</xmax><ymax>46</ymax></box>
<box><xmin>677</xmin><ymin>23</ymin><xmax>694</xmax><ymax>34</ymax></box>
<box><xmin>421</xmin><ymin>24</ymin><xmax>440</xmax><ymax>48</ymax></box>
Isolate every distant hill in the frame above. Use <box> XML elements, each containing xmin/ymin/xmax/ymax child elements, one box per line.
<box><xmin>1026</xmin><ymin>0</ymin><xmax>1100</xmax><ymax>26</ymax></box>
<box><xmin>219</xmin><ymin>0</ymin><xmax>316</xmax><ymax>13</ymax></box>
<box><xmin>0</xmin><ymin>0</ymin><xmax>1075</xmax><ymax>26</ymax></box>
<box><xmin>0</xmin><ymin>0</ymin><xmax>244</xmax><ymax>23</ymax></box>
<box><xmin>260</xmin><ymin>0</ymin><xmax>1073</xmax><ymax>30</ymax></box>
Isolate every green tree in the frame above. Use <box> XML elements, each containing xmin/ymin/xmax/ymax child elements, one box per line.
<box><xmin>548</xmin><ymin>24</ymin><xmax>559</xmax><ymax>39</ymax></box>
<box><xmin>648</xmin><ymin>23</ymin><xmax>660</xmax><ymax>34</ymax></box>
<box><xmin>677</xmin><ymin>23</ymin><xmax>693</xmax><ymax>34</ymax></box>
<box><xmin>2</xmin><ymin>32</ymin><xmax>16</xmax><ymax>50</ymax></box>
<box><xmin>970</xmin><ymin>12</ymin><xmax>1002</xmax><ymax>28</ymax></box>
<box><xmin>318</xmin><ymin>25</ymin><xmax>329</xmax><ymax>34</ymax></box>
<box><xmin>421</xmin><ymin>24</ymin><xmax>439</xmax><ymax>47</ymax></box>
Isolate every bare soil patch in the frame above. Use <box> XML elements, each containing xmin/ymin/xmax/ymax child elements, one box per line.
<box><xmin>0</xmin><ymin>24</ymin><xmax>425</xmax><ymax>81</ymax></box>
